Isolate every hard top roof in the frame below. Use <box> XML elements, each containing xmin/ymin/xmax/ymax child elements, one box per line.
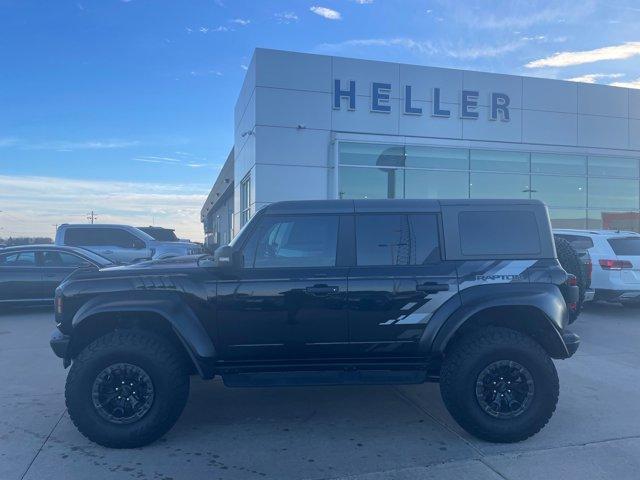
<box><xmin>262</xmin><ymin>199</ymin><xmax>546</xmax><ymax>215</ymax></box>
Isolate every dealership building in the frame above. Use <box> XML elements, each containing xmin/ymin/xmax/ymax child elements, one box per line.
<box><xmin>201</xmin><ymin>48</ymin><xmax>640</xmax><ymax>246</ymax></box>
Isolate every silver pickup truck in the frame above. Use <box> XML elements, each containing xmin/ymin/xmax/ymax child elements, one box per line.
<box><xmin>55</xmin><ymin>224</ymin><xmax>202</xmax><ymax>264</ymax></box>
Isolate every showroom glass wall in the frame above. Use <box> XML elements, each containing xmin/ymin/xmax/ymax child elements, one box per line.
<box><xmin>338</xmin><ymin>142</ymin><xmax>640</xmax><ymax>232</ymax></box>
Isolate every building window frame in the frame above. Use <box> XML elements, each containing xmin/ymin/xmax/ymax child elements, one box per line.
<box><xmin>240</xmin><ymin>173</ymin><xmax>252</xmax><ymax>227</ymax></box>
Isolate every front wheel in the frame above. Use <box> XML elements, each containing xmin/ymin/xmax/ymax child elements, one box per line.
<box><xmin>440</xmin><ymin>327</ymin><xmax>559</xmax><ymax>443</ymax></box>
<box><xmin>65</xmin><ymin>330</ymin><xmax>190</xmax><ymax>448</ymax></box>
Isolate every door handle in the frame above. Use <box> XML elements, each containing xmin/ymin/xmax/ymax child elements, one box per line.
<box><xmin>416</xmin><ymin>283</ymin><xmax>449</xmax><ymax>293</ymax></box>
<box><xmin>306</xmin><ymin>285</ymin><xmax>339</xmax><ymax>295</ymax></box>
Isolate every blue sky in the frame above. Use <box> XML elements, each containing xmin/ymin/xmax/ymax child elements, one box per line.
<box><xmin>1</xmin><ymin>0</ymin><xmax>640</xmax><ymax>239</ymax></box>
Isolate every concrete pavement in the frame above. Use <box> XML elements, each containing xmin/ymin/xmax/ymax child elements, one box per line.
<box><xmin>1</xmin><ymin>302</ymin><xmax>639</xmax><ymax>480</ymax></box>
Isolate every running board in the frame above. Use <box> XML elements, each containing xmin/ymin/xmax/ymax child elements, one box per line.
<box><xmin>221</xmin><ymin>369</ymin><xmax>428</xmax><ymax>387</ymax></box>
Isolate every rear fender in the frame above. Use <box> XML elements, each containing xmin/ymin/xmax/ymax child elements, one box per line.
<box><xmin>421</xmin><ymin>283</ymin><xmax>570</xmax><ymax>359</ymax></box>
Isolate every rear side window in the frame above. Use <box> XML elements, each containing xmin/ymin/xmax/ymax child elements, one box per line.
<box><xmin>555</xmin><ymin>234</ymin><xmax>594</xmax><ymax>250</ymax></box>
<box><xmin>458</xmin><ymin>211</ymin><xmax>541</xmax><ymax>256</ymax></box>
<box><xmin>65</xmin><ymin>228</ymin><xmax>142</xmax><ymax>248</ymax></box>
<box><xmin>355</xmin><ymin>214</ymin><xmax>440</xmax><ymax>266</ymax></box>
<box><xmin>607</xmin><ymin>237</ymin><xmax>640</xmax><ymax>255</ymax></box>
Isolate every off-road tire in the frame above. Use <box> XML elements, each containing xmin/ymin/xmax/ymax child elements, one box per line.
<box><xmin>555</xmin><ymin>237</ymin><xmax>585</xmax><ymax>324</ymax></box>
<box><xmin>440</xmin><ymin>327</ymin><xmax>559</xmax><ymax>443</ymax></box>
<box><xmin>66</xmin><ymin>330</ymin><xmax>190</xmax><ymax>448</ymax></box>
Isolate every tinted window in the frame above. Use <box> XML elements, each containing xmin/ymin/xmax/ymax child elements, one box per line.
<box><xmin>0</xmin><ymin>252</ymin><xmax>37</xmax><ymax>266</ymax></box>
<box><xmin>356</xmin><ymin>214</ymin><xmax>440</xmax><ymax>266</ymax></box>
<box><xmin>554</xmin><ymin>234</ymin><xmax>594</xmax><ymax>250</ymax></box>
<box><xmin>608</xmin><ymin>237</ymin><xmax>640</xmax><ymax>255</ymax></box>
<box><xmin>41</xmin><ymin>251</ymin><xmax>86</xmax><ymax>267</ymax></box>
<box><xmin>409</xmin><ymin>215</ymin><xmax>441</xmax><ymax>264</ymax></box>
<box><xmin>65</xmin><ymin>228</ymin><xmax>142</xmax><ymax>248</ymax></box>
<box><xmin>459</xmin><ymin>211</ymin><xmax>541</xmax><ymax>256</ymax></box>
<box><xmin>253</xmin><ymin>215</ymin><xmax>339</xmax><ymax>268</ymax></box>
<box><xmin>139</xmin><ymin>228</ymin><xmax>178</xmax><ymax>241</ymax></box>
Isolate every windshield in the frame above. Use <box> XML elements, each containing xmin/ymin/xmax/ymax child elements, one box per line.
<box><xmin>608</xmin><ymin>237</ymin><xmax>640</xmax><ymax>256</ymax></box>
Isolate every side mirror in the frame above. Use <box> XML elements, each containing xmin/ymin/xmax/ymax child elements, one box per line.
<box><xmin>213</xmin><ymin>245</ymin><xmax>239</xmax><ymax>269</ymax></box>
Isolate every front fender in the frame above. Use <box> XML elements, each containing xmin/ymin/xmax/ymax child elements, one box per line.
<box><xmin>421</xmin><ymin>283</ymin><xmax>571</xmax><ymax>359</ymax></box>
<box><xmin>71</xmin><ymin>291</ymin><xmax>216</xmax><ymax>376</ymax></box>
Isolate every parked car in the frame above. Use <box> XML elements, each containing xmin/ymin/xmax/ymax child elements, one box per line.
<box><xmin>55</xmin><ymin>224</ymin><xmax>202</xmax><ymax>264</ymax></box>
<box><xmin>554</xmin><ymin>229</ymin><xmax>640</xmax><ymax>306</ymax></box>
<box><xmin>137</xmin><ymin>226</ymin><xmax>180</xmax><ymax>242</ymax></box>
<box><xmin>51</xmin><ymin>199</ymin><xmax>579</xmax><ymax>448</ymax></box>
<box><xmin>0</xmin><ymin>245</ymin><xmax>113</xmax><ymax>306</ymax></box>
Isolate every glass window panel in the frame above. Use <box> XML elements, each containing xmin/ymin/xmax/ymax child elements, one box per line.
<box><xmin>588</xmin><ymin>210</ymin><xmax>640</xmax><ymax>233</ymax></box>
<box><xmin>409</xmin><ymin>215</ymin><xmax>441</xmax><ymax>264</ymax></box>
<box><xmin>339</xmin><ymin>142</ymin><xmax>404</xmax><ymax>167</ymax></box>
<box><xmin>588</xmin><ymin>178</ymin><xmax>638</xmax><ymax>209</ymax></box>
<box><xmin>405</xmin><ymin>146</ymin><xmax>468</xmax><ymax>170</ymax></box>
<box><xmin>253</xmin><ymin>215</ymin><xmax>339</xmax><ymax>268</ymax></box>
<box><xmin>548</xmin><ymin>209</ymin><xmax>587</xmax><ymax>230</ymax></box>
<box><xmin>531</xmin><ymin>153</ymin><xmax>586</xmax><ymax>175</ymax></box>
<box><xmin>356</xmin><ymin>215</ymin><xmax>410</xmax><ymax>266</ymax></box>
<box><xmin>588</xmin><ymin>156</ymin><xmax>639</xmax><ymax>178</ymax></box>
<box><xmin>339</xmin><ymin>166</ymin><xmax>404</xmax><ymax>199</ymax></box>
<box><xmin>458</xmin><ymin>211</ymin><xmax>541</xmax><ymax>256</ymax></box>
<box><xmin>405</xmin><ymin>170</ymin><xmax>469</xmax><ymax>199</ymax></box>
<box><xmin>470</xmin><ymin>172</ymin><xmax>530</xmax><ymax>199</ymax></box>
<box><xmin>531</xmin><ymin>175</ymin><xmax>586</xmax><ymax>208</ymax></box>
<box><xmin>470</xmin><ymin>149</ymin><xmax>529</xmax><ymax>173</ymax></box>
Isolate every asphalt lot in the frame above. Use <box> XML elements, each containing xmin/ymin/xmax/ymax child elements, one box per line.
<box><xmin>1</xmin><ymin>303</ymin><xmax>640</xmax><ymax>480</ymax></box>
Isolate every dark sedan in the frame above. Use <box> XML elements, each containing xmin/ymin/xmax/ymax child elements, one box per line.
<box><xmin>0</xmin><ymin>245</ymin><xmax>114</xmax><ymax>306</ymax></box>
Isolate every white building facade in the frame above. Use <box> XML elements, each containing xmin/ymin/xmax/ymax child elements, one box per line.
<box><xmin>202</xmin><ymin>48</ymin><xmax>640</xmax><ymax>244</ymax></box>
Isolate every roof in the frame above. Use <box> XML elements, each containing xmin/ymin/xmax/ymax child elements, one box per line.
<box><xmin>1</xmin><ymin>244</ymin><xmax>92</xmax><ymax>253</ymax></box>
<box><xmin>554</xmin><ymin>228</ymin><xmax>640</xmax><ymax>236</ymax></box>
<box><xmin>263</xmin><ymin>198</ymin><xmax>546</xmax><ymax>215</ymax></box>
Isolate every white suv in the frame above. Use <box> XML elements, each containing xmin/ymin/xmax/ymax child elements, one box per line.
<box><xmin>554</xmin><ymin>229</ymin><xmax>640</xmax><ymax>305</ymax></box>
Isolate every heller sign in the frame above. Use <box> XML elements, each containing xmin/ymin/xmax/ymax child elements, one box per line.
<box><xmin>333</xmin><ymin>79</ymin><xmax>511</xmax><ymax>122</ymax></box>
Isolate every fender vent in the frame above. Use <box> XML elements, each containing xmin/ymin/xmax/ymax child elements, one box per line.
<box><xmin>134</xmin><ymin>276</ymin><xmax>178</xmax><ymax>290</ymax></box>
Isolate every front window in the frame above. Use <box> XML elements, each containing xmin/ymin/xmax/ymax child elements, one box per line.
<box><xmin>251</xmin><ymin>215</ymin><xmax>339</xmax><ymax>268</ymax></box>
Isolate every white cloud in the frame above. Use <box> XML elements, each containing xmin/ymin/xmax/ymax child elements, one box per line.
<box><xmin>213</xmin><ymin>26</ymin><xmax>230</xmax><ymax>32</ymax></box>
<box><xmin>318</xmin><ymin>38</ymin><xmax>437</xmax><ymax>55</ymax></box>
<box><xmin>526</xmin><ymin>42</ymin><xmax>640</xmax><ymax>68</ymax></box>
<box><xmin>6</xmin><ymin>139</ymin><xmax>141</xmax><ymax>152</ymax></box>
<box><xmin>240</xmin><ymin>64</ymin><xmax>248</xmax><ymax>71</ymax></box>
<box><xmin>610</xmin><ymin>78</ymin><xmax>640</xmax><ymax>89</ymax></box>
<box><xmin>0</xmin><ymin>175</ymin><xmax>211</xmax><ymax>240</ymax></box>
<box><xmin>275</xmin><ymin>11</ymin><xmax>299</xmax><ymax>24</ymax></box>
<box><xmin>565</xmin><ymin>73</ymin><xmax>624</xmax><ymax>83</ymax></box>
<box><xmin>310</xmin><ymin>6</ymin><xmax>341</xmax><ymax>20</ymax></box>
<box><xmin>231</xmin><ymin>18</ymin><xmax>250</xmax><ymax>26</ymax></box>
<box><xmin>317</xmin><ymin>35</ymin><xmax>549</xmax><ymax>59</ymax></box>
<box><xmin>353</xmin><ymin>0</ymin><xmax>373</xmax><ymax>3</ymax></box>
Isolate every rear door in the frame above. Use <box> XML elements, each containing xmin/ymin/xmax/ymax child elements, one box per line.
<box><xmin>347</xmin><ymin>213</ymin><xmax>458</xmax><ymax>358</ymax></box>
<box><xmin>0</xmin><ymin>251</ymin><xmax>44</xmax><ymax>303</ymax></box>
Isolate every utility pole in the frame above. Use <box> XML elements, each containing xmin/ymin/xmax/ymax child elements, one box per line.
<box><xmin>86</xmin><ymin>211</ymin><xmax>98</xmax><ymax>224</ymax></box>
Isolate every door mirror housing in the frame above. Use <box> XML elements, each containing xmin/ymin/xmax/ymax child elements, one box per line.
<box><xmin>213</xmin><ymin>245</ymin><xmax>240</xmax><ymax>269</ymax></box>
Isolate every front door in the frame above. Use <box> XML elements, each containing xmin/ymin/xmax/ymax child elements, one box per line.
<box><xmin>348</xmin><ymin>213</ymin><xmax>458</xmax><ymax>358</ymax></box>
<box><xmin>0</xmin><ymin>251</ymin><xmax>45</xmax><ymax>303</ymax></box>
<box><xmin>217</xmin><ymin>214</ymin><xmax>349</xmax><ymax>361</ymax></box>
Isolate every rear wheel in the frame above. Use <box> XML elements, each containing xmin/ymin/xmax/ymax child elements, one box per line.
<box><xmin>440</xmin><ymin>327</ymin><xmax>559</xmax><ymax>443</ymax></box>
<box><xmin>66</xmin><ymin>330</ymin><xmax>190</xmax><ymax>448</ymax></box>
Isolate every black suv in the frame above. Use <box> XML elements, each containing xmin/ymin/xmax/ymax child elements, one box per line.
<box><xmin>50</xmin><ymin>199</ymin><xmax>579</xmax><ymax>448</ymax></box>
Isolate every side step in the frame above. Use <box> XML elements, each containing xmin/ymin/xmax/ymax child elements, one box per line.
<box><xmin>221</xmin><ymin>369</ymin><xmax>428</xmax><ymax>387</ymax></box>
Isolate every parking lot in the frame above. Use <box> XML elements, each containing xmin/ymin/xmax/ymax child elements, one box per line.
<box><xmin>1</xmin><ymin>303</ymin><xmax>639</xmax><ymax>480</ymax></box>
